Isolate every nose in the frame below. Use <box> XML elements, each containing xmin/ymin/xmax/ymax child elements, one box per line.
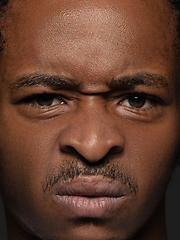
<box><xmin>59</xmin><ymin>102</ymin><xmax>124</xmax><ymax>163</ymax></box>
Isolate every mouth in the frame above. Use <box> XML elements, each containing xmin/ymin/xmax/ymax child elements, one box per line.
<box><xmin>52</xmin><ymin>176</ymin><xmax>128</xmax><ymax>218</ymax></box>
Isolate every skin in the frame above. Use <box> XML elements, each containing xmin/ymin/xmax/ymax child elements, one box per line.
<box><xmin>0</xmin><ymin>0</ymin><xmax>180</xmax><ymax>239</ymax></box>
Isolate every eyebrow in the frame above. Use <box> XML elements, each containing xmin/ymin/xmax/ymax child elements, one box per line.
<box><xmin>8</xmin><ymin>72</ymin><xmax>169</xmax><ymax>92</ymax></box>
<box><xmin>8</xmin><ymin>73</ymin><xmax>79</xmax><ymax>91</ymax></box>
<box><xmin>107</xmin><ymin>72</ymin><xmax>169</xmax><ymax>90</ymax></box>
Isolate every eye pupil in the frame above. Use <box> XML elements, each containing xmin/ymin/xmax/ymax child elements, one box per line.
<box><xmin>129</xmin><ymin>96</ymin><xmax>146</xmax><ymax>108</ymax></box>
<box><xmin>36</xmin><ymin>94</ymin><xmax>54</xmax><ymax>106</ymax></box>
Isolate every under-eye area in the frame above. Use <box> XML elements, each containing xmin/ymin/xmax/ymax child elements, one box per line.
<box><xmin>13</xmin><ymin>91</ymin><xmax>75</xmax><ymax>119</ymax></box>
<box><xmin>112</xmin><ymin>90</ymin><xmax>168</xmax><ymax>121</ymax></box>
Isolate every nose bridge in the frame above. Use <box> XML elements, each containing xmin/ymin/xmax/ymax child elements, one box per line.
<box><xmin>79</xmin><ymin>102</ymin><xmax>108</xmax><ymax>146</ymax></box>
<box><xmin>59</xmin><ymin>98</ymin><xmax>124</xmax><ymax>162</ymax></box>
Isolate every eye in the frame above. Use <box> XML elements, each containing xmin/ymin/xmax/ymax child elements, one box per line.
<box><xmin>31</xmin><ymin>93</ymin><xmax>65</xmax><ymax>107</ymax></box>
<box><xmin>122</xmin><ymin>95</ymin><xmax>151</xmax><ymax>109</ymax></box>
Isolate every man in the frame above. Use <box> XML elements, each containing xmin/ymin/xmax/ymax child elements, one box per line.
<box><xmin>0</xmin><ymin>0</ymin><xmax>179</xmax><ymax>239</ymax></box>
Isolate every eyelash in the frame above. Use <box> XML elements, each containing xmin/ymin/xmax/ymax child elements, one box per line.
<box><xmin>20</xmin><ymin>92</ymin><xmax>163</xmax><ymax>114</ymax></box>
<box><xmin>21</xmin><ymin>92</ymin><xmax>68</xmax><ymax>108</ymax></box>
<box><xmin>118</xmin><ymin>93</ymin><xmax>163</xmax><ymax>111</ymax></box>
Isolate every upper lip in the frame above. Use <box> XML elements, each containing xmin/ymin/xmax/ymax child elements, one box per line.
<box><xmin>53</xmin><ymin>176</ymin><xmax>128</xmax><ymax>197</ymax></box>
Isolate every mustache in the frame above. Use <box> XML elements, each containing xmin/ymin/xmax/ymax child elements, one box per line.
<box><xmin>42</xmin><ymin>158</ymin><xmax>138</xmax><ymax>195</ymax></box>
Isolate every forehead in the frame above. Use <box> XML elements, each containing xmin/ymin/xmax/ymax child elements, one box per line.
<box><xmin>0</xmin><ymin>0</ymin><xmax>178</xmax><ymax>88</ymax></box>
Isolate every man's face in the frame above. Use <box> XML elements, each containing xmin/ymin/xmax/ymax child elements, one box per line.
<box><xmin>0</xmin><ymin>0</ymin><xmax>180</xmax><ymax>239</ymax></box>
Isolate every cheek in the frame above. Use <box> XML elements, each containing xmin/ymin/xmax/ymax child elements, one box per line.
<box><xmin>0</xmin><ymin>107</ymin><xmax>179</xmax><ymax>200</ymax></box>
<box><xmin>126</xmin><ymin>119</ymin><xmax>180</xmax><ymax>202</ymax></box>
<box><xmin>0</xmin><ymin>118</ymin><xmax>62</xmax><ymax>233</ymax></box>
<box><xmin>0</xmin><ymin>119</ymin><xmax>54</xmax><ymax>205</ymax></box>
<box><xmin>0</xmin><ymin>102</ymin><xmax>179</xmax><ymax>237</ymax></box>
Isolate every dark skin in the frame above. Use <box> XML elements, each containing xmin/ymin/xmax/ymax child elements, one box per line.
<box><xmin>0</xmin><ymin>0</ymin><xmax>180</xmax><ymax>239</ymax></box>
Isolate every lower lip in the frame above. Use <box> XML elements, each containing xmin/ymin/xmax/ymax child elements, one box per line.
<box><xmin>54</xmin><ymin>195</ymin><xmax>125</xmax><ymax>218</ymax></box>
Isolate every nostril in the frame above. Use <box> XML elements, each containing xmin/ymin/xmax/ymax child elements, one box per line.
<box><xmin>60</xmin><ymin>145</ymin><xmax>85</xmax><ymax>159</ymax></box>
<box><xmin>59</xmin><ymin>127</ymin><xmax>125</xmax><ymax>163</ymax></box>
<box><xmin>108</xmin><ymin>146</ymin><xmax>123</xmax><ymax>155</ymax></box>
<box><xmin>61</xmin><ymin>145</ymin><xmax>78</xmax><ymax>155</ymax></box>
<box><xmin>61</xmin><ymin>144</ymin><xmax>123</xmax><ymax>163</ymax></box>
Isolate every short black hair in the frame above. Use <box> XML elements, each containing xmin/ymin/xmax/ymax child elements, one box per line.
<box><xmin>169</xmin><ymin>1</ymin><xmax>180</xmax><ymax>45</ymax></box>
<box><xmin>0</xmin><ymin>0</ymin><xmax>9</xmax><ymax>52</ymax></box>
<box><xmin>0</xmin><ymin>0</ymin><xmax>8</xmax><ymax>12</ymax></box>
<box><xmin>169</xmin><ymin>0</ymin><xmax>180</xmax><ymax>8</ymax></box>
